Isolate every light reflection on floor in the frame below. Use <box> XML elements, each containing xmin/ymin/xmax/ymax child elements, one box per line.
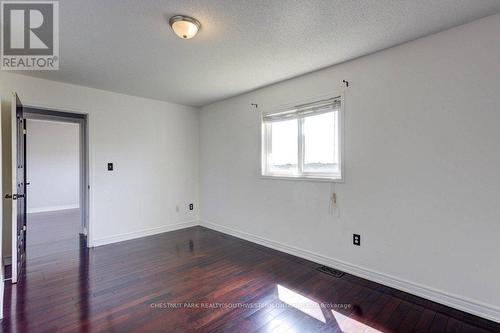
<box><xmin>276</xmin><ymin>284</ymin><xmax>384</xmax><ymax>332</ymax></box>
<box><xmin>277</xmin><ymin>284</ymin><xmax>326</xmax><ymax>323</ymax></box>
<box><xmin>332</xmin><ymin>310</ymin><xmax>383</xmax><ymax>332</ymax></box>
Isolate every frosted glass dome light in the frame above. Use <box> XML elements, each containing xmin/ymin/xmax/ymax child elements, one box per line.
<box><xmin>169</xmin><ymin>15</ymin><xmax>201</xmax><ymax>40</ymax></box>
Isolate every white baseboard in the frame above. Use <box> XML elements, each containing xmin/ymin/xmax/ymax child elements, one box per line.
<box><xmin>201</xmin><ymin>220</ymin><xmax>500</xmax><ymax>324</ymax></box>
<box><xmin>91</xmin><ymin>220</ymin><xmax>198</xmax><ymax>247</ymax></box>
<box><xmin>28</xmin><ymin>204</ymin><xmax>79</xmax><ymax>214</ymax></box>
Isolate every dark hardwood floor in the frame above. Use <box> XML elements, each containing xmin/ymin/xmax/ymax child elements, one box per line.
<box><xmin>2</xmin><ymin>212</ymin><xmax>499</xmax><ymax>332</ymax></box>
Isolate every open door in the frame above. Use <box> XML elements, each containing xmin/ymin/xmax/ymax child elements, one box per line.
<box><xmin>0</xmin><ymin>97</ymin><xmax>4</xmax><ymax>318</ymax></box>
<box><xmin>6</xmin><ymin>93</ymin><xmax>27</xmax><ymax>284</ymax></box>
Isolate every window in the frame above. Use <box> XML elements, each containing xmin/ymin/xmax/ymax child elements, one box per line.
<box><xmin>262</xmin><ymin>96</ymin><xmax>342</xmax><ymax>180</ymax></box>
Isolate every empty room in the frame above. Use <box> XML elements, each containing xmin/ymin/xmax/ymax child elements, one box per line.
<box><xmin>0</xmin><ymin>1</ymin><xmax>499</xmax><ymax>332</ymax></box>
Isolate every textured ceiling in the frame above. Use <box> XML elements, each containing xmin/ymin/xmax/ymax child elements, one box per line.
<box><xmin>17</xmin><ymin>0</ymin><xmax>500</xmax><ymax>107</ymax></box>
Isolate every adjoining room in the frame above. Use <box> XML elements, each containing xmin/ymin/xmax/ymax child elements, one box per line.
<box><xmin>24</xmin><ymin>115</ymin><xmax>84</xmax><ymax>259</ymax></box>
<box><xmin>0</xmin><ymin>1</ymin><xmax>499</xmax><ymax>332</ymax></box>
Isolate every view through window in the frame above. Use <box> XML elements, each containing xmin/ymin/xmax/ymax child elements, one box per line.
<box><xmin>262</xmin><ymin>97</ymin><xmax>342</xmax><ymax>180</ymax></box>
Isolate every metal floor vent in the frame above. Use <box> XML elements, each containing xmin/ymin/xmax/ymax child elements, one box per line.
<box><xmin>317</xmin><ymin>265</ymin><xmax>345</xmax><ymax>278</ymax></box>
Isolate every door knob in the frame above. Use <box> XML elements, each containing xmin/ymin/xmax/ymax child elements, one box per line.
<box><xmin>4</xmin><ymin>194</ymin><xmax>24</xmax><ymax>200</ymax></box>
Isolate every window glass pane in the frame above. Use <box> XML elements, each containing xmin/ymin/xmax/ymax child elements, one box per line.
<box><xmin>303</xmin><ymin>111</ymin><xmax>339</xmax><ymax>174</ymax></box>
<box><xmin>269</xmin><ymin>119</ymin><xmax>298</xmax><ymax>174</ymax></box>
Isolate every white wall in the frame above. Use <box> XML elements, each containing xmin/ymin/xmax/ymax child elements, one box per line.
<box><xmin>26</xmin><ymin>119</ymin><xmax>80</xmax><ymax>213</ymax></box>
<box><xmin>199</xmin><ymin>14</ymin><xmax>500</xmax><ymax>321</ymax></box>
<box><xmin>1</xmin><ymin>73</ymin><xmax>200</xmax><ymax>254</ymax></box>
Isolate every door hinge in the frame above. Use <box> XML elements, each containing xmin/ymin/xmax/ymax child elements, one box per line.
<box><xmin>23</xmin><ymin>129</ymin><xmax>27</xmax><ymax>135</ymax></box>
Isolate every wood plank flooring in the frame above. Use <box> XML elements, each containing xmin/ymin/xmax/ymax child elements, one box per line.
<box><xmin>1</xmin><ymin>211</ymin><xmax>499</xmax><ymax>332</ymax></box>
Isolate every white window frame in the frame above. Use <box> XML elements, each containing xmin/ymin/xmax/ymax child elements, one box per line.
<box><xmin>261</xmin><ymin>93</ymin><xmax>344</xmax><ymax>182</ymax></box>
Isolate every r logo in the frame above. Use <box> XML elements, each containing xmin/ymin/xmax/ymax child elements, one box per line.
<box><xmin>1</xmin><ymin>1</ymin><xmax>59</xmax><ymax>70</ymax></box>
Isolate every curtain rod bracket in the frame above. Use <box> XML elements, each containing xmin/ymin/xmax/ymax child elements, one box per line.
<box><xmin>251</xmin><ymin>103</ymin><xmax>258</xmax><ymax>109</ymax></box>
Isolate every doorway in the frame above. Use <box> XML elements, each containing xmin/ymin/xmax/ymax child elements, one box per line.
<box><xmin>6</xmin><ymin>100</ymin><xmax>90</xmax><ymax>283</ymax></box>
<box><xmin>25</xmin><ymin>117</ymin><xmax>81</xmax><ymax>260</ymax></box>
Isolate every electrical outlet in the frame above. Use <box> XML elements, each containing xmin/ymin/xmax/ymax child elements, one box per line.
<box><xmin>353</xmin><ymin>234</ymin><xmax>361</xmax><ymax>246</ymax></box>
<box><xmin>189</xmin><ymin>203</ymin><xmax>194</xmax><ymax>211</ymax></box>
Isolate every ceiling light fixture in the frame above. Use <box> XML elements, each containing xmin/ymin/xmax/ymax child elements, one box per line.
<box><xmin>169</xmin><ymin>15</ymin><xmax>201</xmax><ymax>40</ymax></box>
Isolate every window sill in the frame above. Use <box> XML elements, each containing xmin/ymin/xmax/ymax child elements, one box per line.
<box><xmin>260</xmin><ymin>174</ymin><xmax>344</xmax><ymax>183</ymax></box>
